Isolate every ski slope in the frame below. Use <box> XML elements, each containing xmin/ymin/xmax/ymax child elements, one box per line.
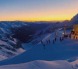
<box><xmin>0</xmin><ymin>29</ymin><xmax>78</xmax><ymax>69</ymax></box>
<box><xmin>0</xmin><ymin>30</ymin><xmax>78</xmax><ymax>64</ymax></box>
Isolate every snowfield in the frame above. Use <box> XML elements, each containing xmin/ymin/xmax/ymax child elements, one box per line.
<box><xmin>1</xmin><ymin>13</ymin><xmax>78</xmax><ymax>69</ymax></box>
<box><xmin>0</xmin><ymin>60</ymin><xmax>73</xmax><ymax>69</ymax></box>
<box><xmin>0</xmin><ymin>29</ymin><xmax>78</xmax><ymax>69</ymax></box>
<box><xmin>0</xmin><ymin>31</ymin><xmax>78</xmax><ymax>69</ymax></box>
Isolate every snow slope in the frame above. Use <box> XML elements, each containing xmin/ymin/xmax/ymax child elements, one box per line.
<box><xmin>0</xmin><ymin>30</ymin><xmax>78</xmax><ymax>66</ymax></box>
<box><xmin>0</xmin><ymin>60</ymin><xmax>73</xmax><ymax>69</ymax></box>
<box><xmin>0</xmin><ymin>22</ymin><xmax>27</xmax><ymax>61</ymax></box>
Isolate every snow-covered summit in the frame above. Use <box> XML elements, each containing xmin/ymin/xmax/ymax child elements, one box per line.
<box><xmin>71</xmin><ymin>14</ymin><xmax>78</xmax><ymax>24</ymax></box>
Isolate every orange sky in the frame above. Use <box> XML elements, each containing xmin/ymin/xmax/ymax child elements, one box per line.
<box><xmin>0</xmin><ymin>0</ymin><xmax>78</xmax><ymax>21</ymax></box>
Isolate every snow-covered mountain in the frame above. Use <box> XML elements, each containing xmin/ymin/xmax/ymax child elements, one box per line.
<box><xmin>0</xmin><ymin>14</ymin><xmax>78</xmax><ymax>69</ymax></box>
<box><xmin>0</xmin><ymin>22</ymin><xmax>27</xmax><ymax>61</ymax></box>
<box><xmin>0</xmin><ymin>29</ymin><xmax>78</xmax><ymax>69</ymax></box>
<box><xmin>0</xmin><ymin>29</ymin><xmax>77</xmax><ymax>65</ymax></box>
<box><xmin>0</xmin><ymin>21</ymin><xmax>51</xmax><ymax>61</ymax></box>
<box><xmin>70</xmin><ymin>14</ymin><xmax>78</xmax><ymax>25</ymax></box>
<box><xmin>71</xmin><ymin>14</ymin><xmax>78</xmax><ymax>23</ymax></box>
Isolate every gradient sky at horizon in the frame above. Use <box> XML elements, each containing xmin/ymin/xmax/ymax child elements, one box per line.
<box><xmin>0</xmin><ymin>0</ymin><xmax>78</xmax><ymax>21</ymax></box>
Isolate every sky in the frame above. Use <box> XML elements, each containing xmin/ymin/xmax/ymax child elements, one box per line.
<box><xmin>0</xmin><ymin>0</ymin><xmax>78</xmax><ymax>21</ymax></box>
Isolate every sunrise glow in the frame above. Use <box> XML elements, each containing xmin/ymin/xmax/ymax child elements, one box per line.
<box><xmin>0</xmin><ymin>0</ymin><xmax>78</xmax><ymax>21</ymax></box>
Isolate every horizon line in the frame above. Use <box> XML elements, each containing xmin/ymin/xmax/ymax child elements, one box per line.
<box><xmin>0</xmin><ymin>19</ymin><xmax>70</xmax><ymax>22</ymax></box>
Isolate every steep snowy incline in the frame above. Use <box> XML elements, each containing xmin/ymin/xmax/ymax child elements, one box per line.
<box><xmin>0</xmin><ymin>60</ymin><xmax>73</xmax><ymax>69</ymax></box>
<box><xmin>0</xmin><ymin>22</ymin><xmax>28</xmax><ymax>60</ymax></box>
<box><xmin>0</xmin><ymin>30</ymin><xmax>78</xmax><ymax>66</ymax></box>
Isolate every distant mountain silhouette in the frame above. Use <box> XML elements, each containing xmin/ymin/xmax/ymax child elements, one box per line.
<box><xmin>71</xmin><ymin>14</ymin><xmax>78</xmax><ymax>24</ymax></box>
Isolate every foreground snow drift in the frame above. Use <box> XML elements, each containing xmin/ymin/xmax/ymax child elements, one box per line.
<box><xmin>0</xmin><ymin>60</ymin><xmax>73</xmax><ymax>69</ymax></box>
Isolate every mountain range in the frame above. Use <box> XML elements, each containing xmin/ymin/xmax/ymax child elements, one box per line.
<box><xmin>0</xmin><ymin>13</ymin><xmax>78</xmax><ymax>62</ymax></box>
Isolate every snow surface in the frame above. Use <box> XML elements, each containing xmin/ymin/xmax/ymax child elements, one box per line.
<box><xmin>0</xmin><ymin>22</ymin><xmax>27</xmax><ymax>61</ymax></box>
<box><xmin>0</xmin><ymin>60</ymin><xmax>73</xmax><ymax>69</ymax></box>
<box><xmin>70</xmin><ymin>59</ymin><xmax>78</xmax><ymax>69</ymax></box>
<box><xmin>0</xmin><ymin>29</ymin><xmax>78</xmax><ymax>69</ymax></box>
<box><xmin>0</xmin><ymin>30</ymin><xmax>78</xmax><ymax>64</ymax></box>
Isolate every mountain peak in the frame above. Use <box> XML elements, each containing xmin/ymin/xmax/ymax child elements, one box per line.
<box><xmin>74</xmin><ymin>13</ymin><xmax>78</xmax><ymax>17</ymax></box>
<box><xmin>71</xmin><ymin>13</ymin><xmax>78</xmax><ymax>24</ymax></box>
<box><xmin>71</xmin><ymin>14</ymin><xmax>78</xmax><ymax>20</ymax></box>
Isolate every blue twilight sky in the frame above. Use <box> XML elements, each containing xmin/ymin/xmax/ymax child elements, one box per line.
<box><xmin>0</xmin><ymin>0</ymin><xmax>78</xmax><ymax>21</ymax></box>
